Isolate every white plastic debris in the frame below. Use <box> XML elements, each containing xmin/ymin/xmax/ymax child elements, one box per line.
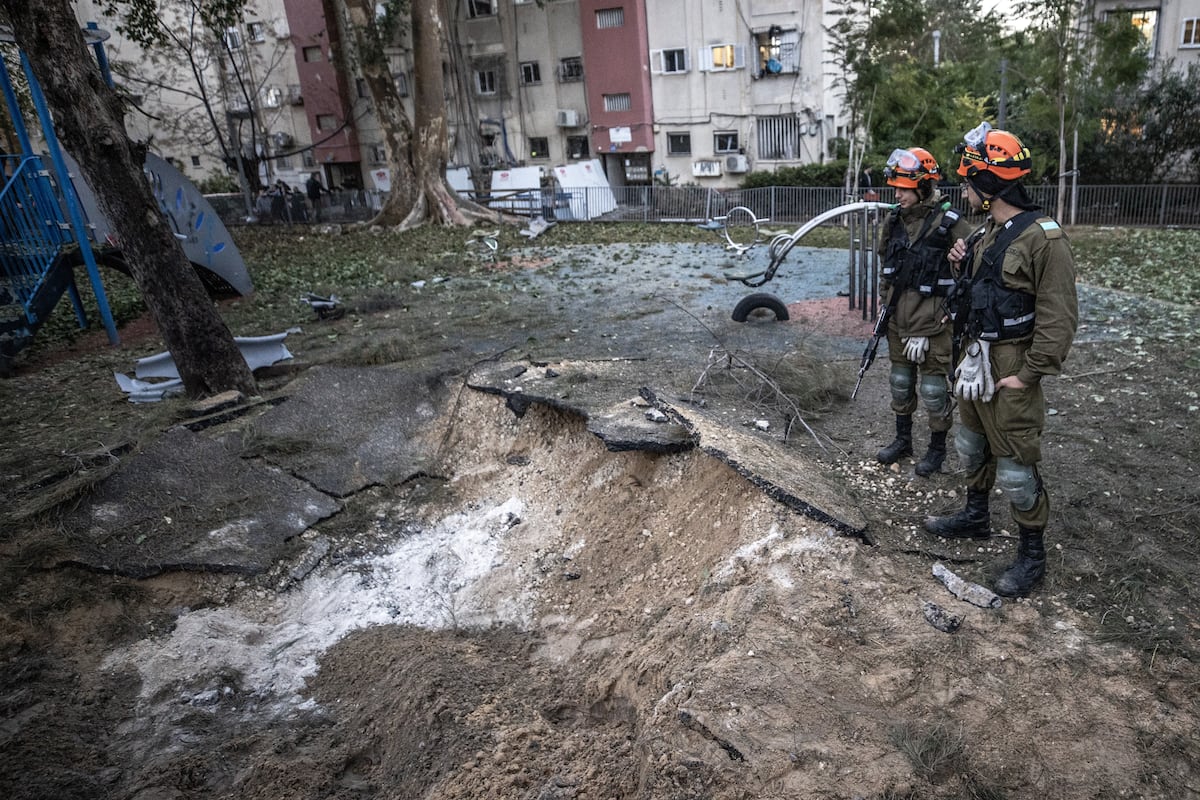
<box><xmin>115</xmin><ymin>331</ymin><xmax>295</xmax><ymax>402</ymax></box>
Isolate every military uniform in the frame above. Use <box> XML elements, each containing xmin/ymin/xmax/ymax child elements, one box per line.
<box><xmin>877</xmin><ymin>194</ymin><xmax>976</xmax><ymax>432</ymax></box>
<box><xmin>954</xmin><ymin>213</ymin><xmax>1079</xmax><ymax>529</ymax></box>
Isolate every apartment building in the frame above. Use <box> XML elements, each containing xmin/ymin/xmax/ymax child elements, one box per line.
<box><xmin>70</xmin><ymin>0</ymin><xmax>846</xmax><ymax>192</ymax></box>
<box><xmin>644</xmin><ymin>0</ymin><xmax>831</xmax><ymax>186</ymax></box>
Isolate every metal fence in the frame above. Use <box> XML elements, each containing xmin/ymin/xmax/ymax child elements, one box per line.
<box><xmin>207</xmin><ymin>183</ymin><xmax>1200</xmax><ymax>229</ymax></box>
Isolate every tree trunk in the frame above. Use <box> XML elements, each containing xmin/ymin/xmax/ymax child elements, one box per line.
<box><xmin>4</xmin><ymin>0</ymin><xmax>256</xmax><ymax>398</ymax></box>
<box><xmin>336</xmin><ymin>0</ymin><xmax>499</xmax><ymax>229</ymax></box>
<box><xmin>338</xmin><ymin>0</ymin><xmax>420</xmax><ymax>225</ymax></box>
<box><xmin>410</xmin><ymin>0</ymin><xmax>468</xmax><ymax>227</ymax></box>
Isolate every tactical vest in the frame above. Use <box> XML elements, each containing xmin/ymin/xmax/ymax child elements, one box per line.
<box><xmin>880</xmin><ymin>206</ymin><xmax>961</xmax><ymax>298</ymax></box>
<box><xmin>964</xmin><ymin>212</ymin><xmax>1040</xmax><ymax>342</ymax></box>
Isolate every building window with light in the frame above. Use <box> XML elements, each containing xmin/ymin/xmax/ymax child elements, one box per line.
<box><xmin>703</xmin><ymin>44</ymin><xmax>744</xmax><ymax>72</ymax></box>
<box><xmin>528</xmin><ymin>137</ymin><xmax>550</xmax><ymax>159</ymax></box>
<box><xmin>1104</xmin><ymin>8</ymin><xmax>1159</xmax><ymax>57</ymax></box>
<box><xmin>1183</xmin><ymin>17</ymin><xmax>1200</xmax><ymax>46</ymax></box>
<box><xmin>755</xmin><ymin>27</ymin><xmax>800</xmax><ymax>75</ymax></box>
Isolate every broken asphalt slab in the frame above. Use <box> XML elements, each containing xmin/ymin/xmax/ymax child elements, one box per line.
<box><xmin>249</xmin><ymin>364</ymin><xmax>447</xmax><ymax>497</ymax></box>
<box><xmin>56</xmin><ymin>426</ymin><xmax>341</xmax><ymax>578</ymax></box>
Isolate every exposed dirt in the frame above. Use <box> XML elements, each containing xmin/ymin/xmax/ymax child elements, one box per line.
<box><xmin>1</xmin><ymin>234</ymin><xmax>1198</xmax><ymax>800</ymax></box>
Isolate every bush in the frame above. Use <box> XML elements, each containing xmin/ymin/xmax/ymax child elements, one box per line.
<box><xmin>196</xmin><ymin>171</ymin><xmax>240</xmax><ymax>194</ymax></box>
<box><xmin>741</xmin><ymin>159</ymin><xmax>853</xmax><ymax>188</ymax></box>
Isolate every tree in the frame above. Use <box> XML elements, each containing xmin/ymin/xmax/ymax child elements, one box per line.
<box><xmin>94</xmin><ymin>0</ymin><xmax>282</xmax><ymax>208</ymax></box>
<box><xmin>2</xmin><ymin>0</ymin><xmax>256</xmax><ymax>398</ymax></box>
<box><xmin>826</xmin><ymin>0</ymin><xmax>1001</xmax><ymax>178</ymax></box>
<box><xmin>333</xmin><ymin>0</ymin><xmax>496</xmax><ymax>228</ymax></box>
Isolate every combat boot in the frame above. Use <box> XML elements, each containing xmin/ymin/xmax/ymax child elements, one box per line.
<box><xmin>994</xmin><ymin>527</ymin><xmax>1047</xmax><ymax>597</ymax></box>
<box><xmin>876</xmin><ymin>415</ymin><xmax>913</xmax><ymax>464</ymax></box>
<box><xmin>924</xmin><ymin>488</ymin><xmax>991</xmax><ymax>539</ymax></box>
<box><xmin>915</xmin><ymin>430</ymin><xmax>947</xmax><ymax>477</ymax></box>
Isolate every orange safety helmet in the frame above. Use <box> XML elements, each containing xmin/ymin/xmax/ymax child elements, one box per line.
<box><xmin>884</xmin><ymin>147</ymin><xmax>939</xmax><ymax>189</ymax></box>
<box><xmin>955</xmin><ymin>122</ymin><xmax>1032</xmax><ymax>181</ymax></box>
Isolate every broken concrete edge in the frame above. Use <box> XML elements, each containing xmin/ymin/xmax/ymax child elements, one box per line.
<box><xmin>463</xmin><ymin>378</ymin><xmax>870</xmax><ymax>542</ymax></box>
<box><xmin>638</xmin><ymin>386</ymin><xmax>871</xmax><ymax>543</ymax></box>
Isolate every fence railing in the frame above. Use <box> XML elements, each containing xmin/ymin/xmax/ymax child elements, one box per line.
<box><xmin>206</xmin><ymin>183</ymin><xmax>1200</xmax><ymax>229</ymax></box>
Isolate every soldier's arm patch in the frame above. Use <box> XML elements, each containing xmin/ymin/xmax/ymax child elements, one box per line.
<box><xmin>1038</xmin><ymin>219</ymin><xmax>1063</xmax><ymax>239</ymax></box>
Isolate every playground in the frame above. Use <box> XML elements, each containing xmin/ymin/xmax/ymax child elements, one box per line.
<box><xmin>1</xmin><ymin>217</ymin><xmax>1199</xmax><ymax>798</ymax></box>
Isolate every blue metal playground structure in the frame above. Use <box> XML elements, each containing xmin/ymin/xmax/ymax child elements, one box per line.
<box><xmin>0</xmin><ymin>24</ymin><xmax>252</xmax><ymax>375</ymax></box>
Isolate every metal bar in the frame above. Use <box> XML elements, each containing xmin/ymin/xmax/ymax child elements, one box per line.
<box><xmin>20</xmin><ymin>50</ymin><xmax>119</xmax><ymax>344</ymax></box>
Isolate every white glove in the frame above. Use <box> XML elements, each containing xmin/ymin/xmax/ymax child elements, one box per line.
<box><xmin>903</xmin><ymin>336</ymin><xmax>929</xmax><ymax>364</ymax></box>
<box><xmin>954</xmin><ymin>339</ymin><xmax>995</xmax><ymax>402</ymax></box>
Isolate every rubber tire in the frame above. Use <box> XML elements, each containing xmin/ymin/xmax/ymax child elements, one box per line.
<box><xmin>731</xmin><ymin>292</ymin><xmax>789</xmax><ymax>322</ymax></box>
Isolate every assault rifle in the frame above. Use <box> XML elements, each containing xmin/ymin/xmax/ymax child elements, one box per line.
<box><xmin>851</xmin><ymin>300</ymin><xmax>894</xmax><ymax>400</ymax></box>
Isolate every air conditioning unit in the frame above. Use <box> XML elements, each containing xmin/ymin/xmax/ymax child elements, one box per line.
<box><xmin>691</xmin><ymin>160</ymin><xmax>723</xmax><ymax>178</ymax></box>
<box><xmin>272</xmin><ymin>131</ymin><xmax>294</xmax><ymax>148</ymax></box>
<box><xmin>725</xmin><ymin>154</ymin><xmax>749</xmax><ymax>173</ymax></box>
<box><xmin>556</xmin><ymin>109</ymin><xmax>579</xmax><ymax>127</ymax></box>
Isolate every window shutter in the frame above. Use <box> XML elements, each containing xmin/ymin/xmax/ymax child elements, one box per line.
<box><xmin>650</xmin><ymin>49</ymin><xmax>663</xmax><ymax>74</ymax></box>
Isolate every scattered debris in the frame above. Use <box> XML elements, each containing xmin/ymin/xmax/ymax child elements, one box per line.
<box><xmin>300</xmin><ymin>292</ymin><xmax>344</xmax><ymax>320</ymax></box>
<box><xmin>519</xmin><ymin>215</ymin><xmax>556</xmax><ymax>239</ymax></box>
<box><xmin>922</xmin><ymin>600</ymin><xmax>962</xmax><ymax>633</ymax></box>
<box><xmin>932</xmin><ymin>562</ymin><xmax>1003</xmax><ymax>609</ymax></box>
<box><xmin>114</xmin><ymin>332</ymin><xmax>296</xmax><ymax>402</ymax></box>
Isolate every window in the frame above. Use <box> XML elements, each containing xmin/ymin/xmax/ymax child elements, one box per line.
<box><xmin>700</xmin><ymin>44</ymin><xmax>745</xmax><ymax>72</ymax></box>
<box><xmin>316</xmin><ymin>114</ymin><xmax>337</xmax><ymax>131</ymax></box>
<box><xmin>1105</xmin><ymin>9</ymin><xmax>1159</xmax><ymax>56</ymax></box>
<box><xmin>559</xmin><ymin>56</ymin><xmax>583</xmax><ymax>82</ymax></box>
<box><xmin>302</xmin><ymin>152</ymin><xmax>317</xmax><ymax>168</ymax></box>
<box><xmin>567</xmin><ymin>136</ymin><xmax>589</xmax><ymax>159</ymax></box>
<box><xmin>714</xmin><ymin>132</ymin><xmax>739</xmax><ymax>153</ymax></box>
<box><xmin>190</xmin><ymin>155</ymin><xmax>201</xmax><ymax>167</ymax></box>
<box><xmin>262</xmin><ymin>86</ymin><xmax>283</xmax><ymax>108</ymax></box>
<box><xmin>302</xmin><ymin>46</ymin><xmax>322</xmax><ymax>62</ymax></box>
<box><xmin>596</xmin><ymin>7</ymin><xmax>624</xmax><ymax>28</ymax></box>
<box><xmin>288</xmin><ymin>84</ymin><xmax>304</xmax><ymax>105</ymax></box>
<box><xmin>246</xmin><ymin>21</ymin><xmax>266</xmax><ymax>43</ymax></box>
<box><xmin>475</xmin><ymin>69</ymin><xmax>497</xmax><ymax>95</ymax></box>
<box><xmin>650</xmin><ymin>48</ymin><xmax>688</xmax><ymax>74</ymax></box>
<box><xmin>394</xmin><ymin>72</ymin><xmax>409</xmax><ymax>97</ymax></box>
<box><xmin>1182</xmin><ymin>17</ymin><xmax>1199</xmax><ymax>46</ymax></box>
<box><xmin>371</xmin><ymin>145</ymin><xmax>387</xmax><ymax>164</ymax></box>
<box><xmin>756</xmin><ymin>114</ymin><xmax>818</xmax><ymax>160</ymax></box>
<box><xmin>277</xmin><ymin>155</ymin><xmax>292</xmax><ymax>169</ymax></box>
<box><xmin>467</xmin><ymin>0</ymin><xmax>494</xmax><ymax>18</ymax></box>
<box><xmin>528</xmin><ymin>137</ymin><xmax>550</xmax><ymax>159</ymax></box>
<box><xmin>224</xmin><ymin>27</ymin><xmax>243</xmax><ymax>50</ymax></box>
<box><xmin>520</xmin><ymin>61</ymin><xmax>541</xmax><ymax>85</ymax></box>
<box><xmin>603</xmin><ymin>93</ymin><xmax>631</xmax><ymax>112</ymax></box>
<box><xmin>666</xmin><ymin>133</ymin><xmax>691</xmax><ymax>156</ymax></box>
<box><xmin>755</xmin><ymin>27</ymin><xmax>800</xmax><ymax>74</ymax></box>
<box><xmin>356</xmin><ymin>78</ymin><xmax>369</xmax><ymax>99</ymax></box>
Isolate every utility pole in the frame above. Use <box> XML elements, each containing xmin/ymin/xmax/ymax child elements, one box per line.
<box><xmin>998</xmin><ymin>58</ymin><xmax>1008</xmax><ymax>128</ymax></box>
